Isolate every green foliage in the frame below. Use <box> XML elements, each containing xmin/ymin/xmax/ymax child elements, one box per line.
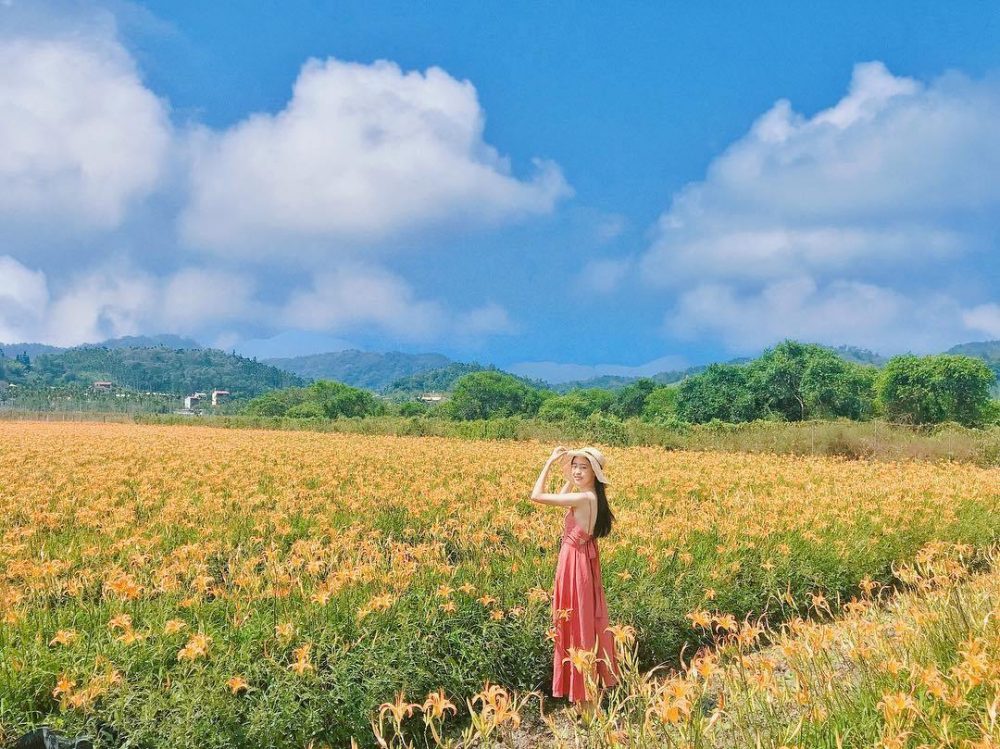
<box><xmin>641</xmin><ymin>386</ymin><xmax>679</xmax><ymax>422</ymax></box>
<box><xmin>584</xmin><ymin>412</ymin><xmax>629</xmax><ymax>446</ymax></box>
<box><xmin>748</xmin><ymin>340</ymin><xmax>877</xmax><ymax>421</ymax></box>
<box><xmin>445</xmin><ymin>371</ymin><xmax>548</xmax><ymax>420</ymax></box>
<box><xmin>876</xmin><ymin>353</ymin><xmax>995</xmax><ymax>426</ymax></box>
<box><xmin>537</xmin><ymin>388</ymin><xmax>614</xmax><ymax>421</ymax></box>
<box><xmin>0</xmin><ymin>345</ymin><xmax>303</xmax><ymax>397</ymax></box>
<box><xmin>266</xmin><ymin>349</ymin><xmax>452</xmax><ymax>391</ymax></box>
<box><xmin>285</xmin><ymin>400</ymin><xmax>326</xmax><ymax>419</ymax></box>
<box><xmin>382</xmin><ymin>362</ymin><xmax>490</xmax><ymax>398</ymax></box>
<box><xmin>396</xmin><ymin>400</ymin><xmax>430</xmax><ymax>417</ymax></box>
<box><xmin>243</xmin><ymin>380</ymin><xmax>384</xmax><ymax>419</ymax></box>
<box><xmin>676</xmin><ymin>363</ymin><xmax>757</xmax><ymax>423</ymax></box>
<box><xmin>243</xmin><ymin>387</ymin><xmax>311</xmax><ymax>417</ymax></box>
<box><xmin>674</xmin><ymin>341</ymin><xmax>880</xmax><ymax>424</ymax></box>
<box><xmin>609</xmin><ymin>378</ymin><xmax>659</xmax><ymax>419</ymax></box>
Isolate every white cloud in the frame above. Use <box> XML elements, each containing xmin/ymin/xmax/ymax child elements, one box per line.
<box><xmin>0</xmin><ymin>255</ymin><xmax>49</xmax><ymax>342</ymax></box>
<box><xmin>508</xmin><ymin>354</ymin><xmax>688</xmax><ymax>385</ymax></box>
<box><xmin>595</xmin><ymin>213</ymin><xmax>628</xmax><ymax>242</ymax></box>
<box><xmin>576</xmin><ymin>257</ymin><xmax>633</xmax><ymax>294</ymax></box>
<box><xmin>962</xmin><ymin>303</ymin><xmax>1000</xmax><ymax>339</ymax></box>
<box><xmin>640</xmin><ymin>61</ymin><xmax>1000</xmax><ymax>352</ymax></box>
<box><xmin>0</xmin><ymin>255</ymin><xmax>260</xmax><ymax>346</ymax></box>
<box><xmin>160</xmin><ymin>268</ymin><xmax>259</xmax><ymax>330</ymax></box>
<box><xmin>181</xmin><ymin>57</ymin><xmax>571</xmax><ymax>257</ymax></box>
<box><xmin>666</xmin><ymin>276</ymin><xmax>988</xmax><ymax>354</ymax></box>
<box><xmin>278</xmin><ymin>263</ymin><xmax>517</xmax><ymax>342</ymax></box>
<box><xmin>0</xmin><ymin>15</ymin><xmax>549</xmax><ymax>352</ymax></box>
<box><xmin>0</xmin><ymin>33</ymin><xmax>171</xmax><ymax>230</ymax></box>
<box><xmin>455</xmin><ymin>302</ymin><xmax>518</xmax><ymax>337</ymax></box>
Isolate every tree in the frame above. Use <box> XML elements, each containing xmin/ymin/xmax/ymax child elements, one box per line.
<box><xmin>610</xmin><ymin>378</ymin><xmax>659</xmax><ymax>419</ymax></box>
<box><xmin>397</xmin><ymin>400</ymin><xmax>430</xmax><ymax>417</ymax></box>
<box><xmin>800</xmin><ymin>355</ymin><xmax>877</xmax><ymax>420</ymax></box>
<box><xmin>537</xmin><ymin>388</ymin><xmax>614</xmax><ymax>421</ymax></box>
<box><xmin>286</xmin><ymin>401</ymin><xmax>326</xmax><ymax>418</ymax></box>
<box><xmin>307</xmin><ymin>380</ymin><xmax>384</xmax><ymax>418</ymax></box>
<box><xmin>446</xmin><ymin>371</ymin><xmax>545</xmax><ymax>420</ymax></box>
<box><xmin>676</xmin><ymin>364</ymin><xmax>757</xmax><ymax>423</ymax></box>
<box><xmin>244</xmin><ymin>387</ymin><xmax>311</xmax><ymax>417</ymax></box>
<box><xmin>641</xmin><ymin>386</ymin><xmax>679</xmax><ymax>421</ymax></box>
<box><xmin>877</xmin><ymin>354</ymin><xmax>994</xmax><ymax>425</ymax></box>
<box><xmin>748</xmin><ymin>340</ymin><xmax>877</xmax><ymax>421</ymax></box>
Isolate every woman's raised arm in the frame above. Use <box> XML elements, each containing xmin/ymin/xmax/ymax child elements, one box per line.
<box><xmin>530</xmin><ymin>449</ymin><xmax>592</xmax><ymax>507</ymax></box>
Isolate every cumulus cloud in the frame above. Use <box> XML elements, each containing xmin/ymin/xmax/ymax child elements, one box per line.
<box><xmin>666</xmin><ymin>276</ymin><xmax>977</xmax><ymax>354</ymax></box>
<box><xmin>181</xmin><ymin>57</ymin><xmax>571</xmax><ymax>257</ymax></box>
<box><xmin>454</xmin><ymin>302</ymin><xmax>518</xmax><ymax>337</ymax></box>
<box><xmin>0</xmin><ymin>11</ymin><xmax>556</xmax><ymax>352</ymax></box>
<box><xmin>962</xmin><ymin>303</ymin><xmax>1000</xmax><ymax>338</ymax></box>
<box><xmin>640</xmin><ymin>61</ymin><xmax>1000</xmax><ymax>352</ymax></box>
<box><xmin>0</xmin><ymin>32</ymin><xmax>171</xmax><ymax>230</ymax></box>
<box><xmin>278</xmin><ymin>263</ymin><xmax>517</xmax><ymax>342</ymax></box>
<box><xmin>0</xmin><ymin>256</ymin><xmax>49</xmax><ymax>342</ymax></box>
<box><xmin>0</xmin><ymin>255</ymin><xmax>258</xmax><ymax>346</ymax></box>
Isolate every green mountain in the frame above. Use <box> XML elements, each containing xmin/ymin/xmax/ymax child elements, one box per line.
<box><xmin>384</xmin><ymin>362</ymin><xmax>552</xmax><ymax>399</ymax></box>
<box><xmin>0</xmin><ymin>334</ymin><xmax>203</xmax><ymax>359</ymax></box>
<box><xmin>947</xmin><ymin>340</ymin><xmax>1000</xmax><ymax>363</ymax></box>
<box><xmin>383</xmin><ymin>362</ymin><xmax>488</xmax><ymax>397</ymax></box>
<box><xmin>550</xmin><ymin>357</ymin><xmax>753</xmax><ymax>393</ymax></box>
<box><xmin>263</xmin><ymin>349</ymin><xmax>452</xmax><ymax>391</ymax></box>
<box><xmin>821</xmin><ymin>344</ymin><xmax>887</xmax><ymax>366</ymax></box>
<box><xmin>946</xmin><ymin>340</ymin><xmax>1000</xmax><ymax>395</ymax></box>
<box><xmin>0</xmin><ymin>345</ymin><xmax>303</xmax><ymax>398</ymax></box>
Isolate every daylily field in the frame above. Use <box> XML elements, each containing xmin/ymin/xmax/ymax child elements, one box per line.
<box><xmin>0</xmin><ymin>421</ymin><xmax>997</xmax><ymax>747</ymax></box>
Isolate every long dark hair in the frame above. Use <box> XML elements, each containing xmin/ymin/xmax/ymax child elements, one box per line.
<box><xmin>592</xmin><ymin>479</ymin><xmax>615</xmax><ymax>539</ymax></box>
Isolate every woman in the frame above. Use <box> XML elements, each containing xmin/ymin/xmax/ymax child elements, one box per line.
<box><xmin>530</xmin><ymin>445</ymin><xmax>619</xmax><ymax>718</ymax></box>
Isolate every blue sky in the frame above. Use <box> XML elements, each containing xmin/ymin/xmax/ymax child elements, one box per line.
<box><xmin>1</xmin><ymin>1</ymin><xmax>998</xmax><ymax>382</ymax></box>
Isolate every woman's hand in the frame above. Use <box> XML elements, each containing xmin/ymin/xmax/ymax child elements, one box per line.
<box><xmin>548</xmin><ymin>445</ymin><xmax>568</xmax><ymax>462</ymax></box>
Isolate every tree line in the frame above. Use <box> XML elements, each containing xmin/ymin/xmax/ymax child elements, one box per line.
<box><xmin>242</xmin><ymin>341</ymin><xmax>998</xmax><ymax>427</ymax></box>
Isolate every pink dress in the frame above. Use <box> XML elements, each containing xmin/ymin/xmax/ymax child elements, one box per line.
<box><xmin>551</xmin><ymin>507</ymin><xmax>619</xmax><ymax>701</ymax></box>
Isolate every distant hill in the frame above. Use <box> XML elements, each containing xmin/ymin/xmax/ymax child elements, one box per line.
<box><xmin>0</xmin><ymin>345</ymin><xmax>302</xmax><ymax>397</ymax></box>
<box><xmin>947</xmin><ymin>340</ymin><xmax>1000</xmax><ymax>363</ymax></box>
<box><xmin>384</xmin><ymin>362</ymin><xmax>552</xmax><ymax>399</ymax></box>
<box><xmin>383</xmin><ymin>362</ymin><xmax>488</xmax><ymax>397</ymax></box>
<box><xmin>550</xmin><ymin>357</ymin><xmax>753</xmax><ymax>393</ymax></box>
<box><xmin>264</xmin><ymin>349</ymin><xmax>452</xmax><ymax>391</ymax></box>
<box><xmin>0</xmin><ymin>334</ymin><xmax>203</xmax><ymax>359</ymax></box>
<box><xmin>946</xmin><ymin>340</ymin><xmax>1000</xmax><ymax>395</ymax></box>
<box><xmin>821</xmin><ymin>345</ymin><xmax>887</xmax><ymax>366</ymax></box>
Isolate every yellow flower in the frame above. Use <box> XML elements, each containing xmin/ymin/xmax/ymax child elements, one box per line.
<box><xmin>290</xmin><ymin>643</ymin><xmax>314</xmax><ymax>675</ymax></box>
<box><xmin>163</xmin><ymin>619</ymin><xmax>187</xmax><ymax>635</ymax></box>
<box><xmin>49</xmin><ymin>629</ymin><xmax>79</xmax><ymax>647</ymax></box>
<box><xmin>435</xmin><ymin>584</ymin><xmax>455</xmax><ymax>598</ymax></box>
<box><xmin>107</xmin><ymin>613</ymin><xmax>132</xmax><ymax>631</ymax></box>
<box><xmin>606</xmin><ymin>623</ymin><xmax>636</xmax><ymax>646</ymax></box>
<box><xmin>685</xmin><ymin>609</ymin><xmax>712</xmax><ymax>629</ymax></box>
<box><xmin>226</xmin><ymin>675</ymin><xmax>250</xmax><ymax>695</ymax></box>
<box><xmin>421</xmin><ymin>688</ymin><xmax>457</xmax><ymax>720</ymax></box>
<box><xmin>713</xmin><ymin>613</ymin><xmax>738</xmax><ymax>632</ymax></box>
<box><xmin>52</xmin><ymin>674</ymin><xmax>75</xmax><ymax>699</ymax></box>
<box><xmin>177</xmin><ymin>632</ymin><xmax>211</xmax><ymax>662</ymax></box>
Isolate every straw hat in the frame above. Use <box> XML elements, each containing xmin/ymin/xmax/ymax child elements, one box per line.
<box><xmin>558</xmin><ymin>446</ymin><xmax>610</xmax><ymax>485</ymax></box>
